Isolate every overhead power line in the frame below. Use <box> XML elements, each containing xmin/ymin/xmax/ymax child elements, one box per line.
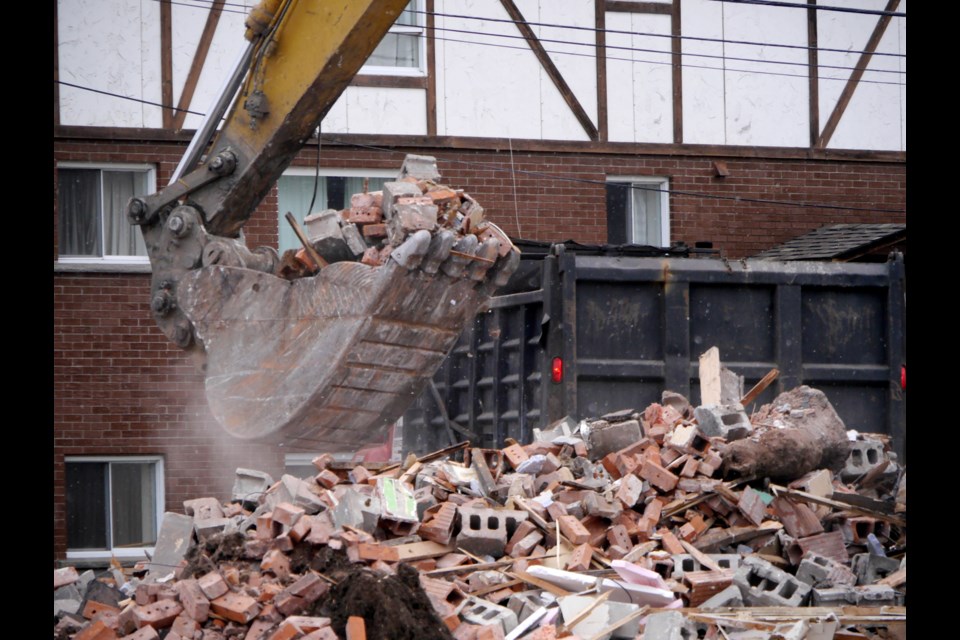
<box><xmin>711</xmin><ymin>0</ymin><xmax>906</xmax><ymax>18</ymax></box>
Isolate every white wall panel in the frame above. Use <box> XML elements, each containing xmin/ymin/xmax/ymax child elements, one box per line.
<box><xmin>437</xmin><ymin>0</ymin><xmax>542</xmax><ymax>138</ymax></box>
<box><xmin>681</xmin><ymin>0</ymin><xmax>726</xmax><ymax>145</ymax></box>
<box><xmin>631</xmin><ymin>13</ymin><xmax>673</xmax><ymax>143</ymax></box>
<box><xmin>343</xmin><ymin>88</ymin><xmax>428</xmax><ymax>135</ymax></box>
<box><xmin>722</xmin><ymin>3</ymin><xmax>808</xmax><ymax>147</ymax></box>
<box><xmin>170</xmin><ymin>2</ymin><xmax>207</xmax><ymax>111</ymax></box>
<box><xmin>180</xmin><ymin>5</ymin><xmax>251</xmax><ymax>131</ymax></box>
<box><xmin>139</xmin><ymin>0</ymin><xmax>162</xmax><ymax>129</ymax></box>
<box><xmin>320</xmin><ymin>94</ymin><xmax>350</xmax><ymax>134</ymax></box>
<box><xmin>818</xmin><ymin>1</ymin><xmax>905</xmax><ymax>151</ymax></box>
<box><xmin>59</xmin><ymin>0</ymin><xmax>146</xmax><ymax>127</ymax></box>
<box><xmin>605</xmin><ymin>12</ymin><xmax>635</xmax><ymax>142</ymax></box>
<box><xmin>537</xmin><ymin>1</ymin><xmax>596</xmax><ymax>140</ymax></box>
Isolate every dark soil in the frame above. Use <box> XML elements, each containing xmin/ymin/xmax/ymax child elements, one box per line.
<box><xmin>182</xmin><ymin>531</ymin><xmax>248</xmax><ymax>578</ymax></box>
<box><xmin>315</xmin><ymin>562</ymin><xmax>454</xmax><ymax>640</ymax></box>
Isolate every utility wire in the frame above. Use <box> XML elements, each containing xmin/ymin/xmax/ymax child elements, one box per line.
<box><xmin>425</xmin><ymin>21</ymin><xmax>903</xmax><ymax>77</ymax></box>
<box><xmin>711</xmin><ymin>0</ymin><xmax>906</xmax><ymax>18</ymax></box>
<box><xmin>158</xmin><ymin>0</ymin><xmax>905</xmax><ymax>61</ymax></box>
<box><xmin>56</xmin><ymin>80</ymin><xmax>207</xmax><ymax>116</ymax></box>
<box><xmin>319</xmin><ymin>136</ymin><xmax>905</xmax><ymax>214</ymax></box>
<box><xmin>55</xmin><ymin>82</ymin><xmax>905</xmax><ymax>215</ymax></box>
<box><xmin>151</xmin><ymin>0</ymin><xmax>905</xmax><ymax>81</ymax></box>
<box><xmin>410</xmin><ymin>8</ymin><xmax>905</xmax><ymax>59</ymax></box>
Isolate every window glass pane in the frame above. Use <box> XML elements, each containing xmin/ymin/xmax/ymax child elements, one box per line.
<box><xmin>103</xmin><ymin>171</ymin><xmax>148</xmax><ymax>257</ymax></box>
<box><xmin>630</xmin><ymin>185</ymin><xmax>662</xmax><ymax>246</ymax></box>
<box><xmin>368</xmin><ymin>32</ymin><xmax>420</xmax><ymax>68</ymax></box>
<box><xmin>111</xmin><ymin>463</ymin><xmax>157</xmax><ymax>547</ymax></box>
<box><xmin>66</xmin><ymin>462</ymin><xmax>108</xmax><ymax>550</ymax></box>
<box><xmin>278</xmin><ymin>175</ymin><xmax>329</xmax><ymax>254</ymax></box>
<box><xmin>58</xmin><ymin>169</ymin><xmax>102</xmax><ymax>256</ymax></box>
<box><xmin>396</xmin><ymin>2</ymin><xmax>417</xmax><ymax>26</ymax></box>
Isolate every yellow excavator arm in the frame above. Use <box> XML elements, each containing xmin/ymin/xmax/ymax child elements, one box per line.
<box><xmin>127</xmin><ymin>0</ymin><xmax>520</xmax><ymax>450</ymax></box>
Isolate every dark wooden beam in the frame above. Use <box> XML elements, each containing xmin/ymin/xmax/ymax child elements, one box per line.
<box><xmin>807</xmin><ymin>0</ymin><xmax>819</xmax><ymax>147</ymax></box>
<box><xmin>816</xmin><ymin>0</ymin><xmax>900</xmax><ymax>149</ymax></box>
<box><xmin>350</xmin><ymin>74</ymin><xmax>428</xmax><ymax>89</ymax></box>
<box><xmin>54</xmin><ymin>0</ymin><xmax>60</xmax><ymax>127</ymax></box>
<box><xmin>499</xmin><ymin>0</ymin><xmax>599</xmax><ymax>141</ymax></box>
<box><xmin>54</xmin><ymin>125</ymin><xmax>908</xmax><ymax>163</ymax></box>
<box><xmin>596</xmin><ymin>0</ymin><xmax>608</xmax><ymax>142</ymax></box>
<box><xmin>606</xmin><ymin>1</ymin><xmax>672</xmax><ymax>14</ymax></box>
<box><xmin>172</xmin><ymin>0</ymin><xmax>225</xmax><ymax>131</ymax></box>
<box><xmin>160</xmin><ymin>0</ymin><xmax>173</xmax><ymax>129</ymax></box>
<box><xmin>426</xmin><ymin>0</ymin><xmax>437</xmax><ymax>136</ymax></box>
<box><xmin>671</xmin><ymin>0</ymin><xmax>683</xmax><ymax>143</ymax></box>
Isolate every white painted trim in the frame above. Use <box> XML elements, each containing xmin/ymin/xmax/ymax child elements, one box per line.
<box><xmin>282</xmin><ymin>167</ymin><xmax>397</xmax><ymax>178</ymax></box>
<box><xmin>64</xmin><ymin>456</ymin><xmax>165</xmax><ymax>561</ymax></box>
<box><xmin>605</xmin><ymin>175</ymin><xmax>671</xmax><ymax>247</ymax></box>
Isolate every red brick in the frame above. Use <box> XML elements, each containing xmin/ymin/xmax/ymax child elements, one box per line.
<box><xmin>272</xmin><ymin>501</ymin><xmax>305</xmax><ymax>527</ymax></box>
<box><xmin>502</xmin><ymin>443</ymin><xmax>529</xmax><ymax>469</ymax></box>
<box><xmin>74</xmin><ymin>620</ymin><xmax>118</xmax><ymax>640</ymax></box>
<box><xmin>565</xmin><ymin>543</ymin><xmax>594</xmax><ymax>572</ymax></box>
<box><xmin>177</xmin><ymin>579</ymin><xmax>210</xmax><ymax>622</ymax></box>
<box><xmin>315</xmin><ymin>469</ymin><xmax>341</xmax><ymax>489</ymax></box>
<box><xmin>197</xmin><ymin>572</ymin><xmax>229</xmax><ymax>600</ymax></box>
<box><xmin>639</xmin><ymin>460</ymin><xmax>679</xmax><ymax>492</ymax></box>
<box><xmin>133</xmin><ymin>600</ymin><xmax>183</xmax><ymax>629</ymax></box>
<box><xmin>658</xmin><ymin>528</ymin><xmax>685</xmax><ymax>555</ymax></box>
<box><xmin>54</xmin><ymin>566</ymin><xmax>80</xmax><ymax>589</ymax></box>
<box><xmin>557</xmin><ymin>515</ymin><xmax>590</xmax><ymax>545</ymax></box>
<box><xmin>83</xmin><ymin>600</ymin><xmax>120</xmax><ymax>620</ymax></box>
<box><xmin>122</xmin><ymin>626</ymin><xmax>159</xmax><ymax>640</ymax></box>
<box><xmin>362</xmin><ymin>223</ymin><xmax>387</xmax><ymax>238</ymax></box>
<box><xmin>210</xmin><ymin>592</ymin><xmax>260</xmax><ymax>624</ymax></box>
<box><xmin>346</xmin><ymin>616</ymin><xmax>367</xmax><ymax>640</ymax></box>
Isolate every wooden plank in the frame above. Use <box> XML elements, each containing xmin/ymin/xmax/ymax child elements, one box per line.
<box><xmin>557</xmin><ymin>591</ymin><xmax>611</xmax><ymax>636</ymax></box>
<box><xmin>426</xmin><ymin>0</ymin><xmax>437</xmax><ymax>136</ymax></box>
<box><xmin>770</xmin><ymin>485</ymin><xmax>906</xmax><ymax>526</ymax></box>
<box><xmin>698</xmin><ymin>346</ymin><xmax>722</xmax><ymax>405</ymax></box>
<box><xmin>740</xmin><ymin>369</ymin><xmax>780</xmax><ymax>407</ymax></box>
<box><xmin>815</xmin><ymin>0</ymin><xmax>900</xmax><ymax>149</ymax></box>
<box><xmin>607</xmin><ymin>1</ymin><xmax>672</xmax><ymax>13</ymax></box>
<box><xmin>678</xmin><ymin>539</ymin><xmax>723</xmax><ymax>572</ymax></box>
<box><xmin>359</xmin><ymin>540</ymin><xmax>453</xmax><ymax>562</ymax></box>
<box><xmin>596</xmin><ymin>0</ymin><xmax>608</xmax><ymax>142</ymax></box>
<box><xmin>509</xmin><ymin>570</ymin><xmax>573</xmax><ymax>597</ymax></box>
<box><xmin>54</xmin><ymin>0</ymin><xmax>60</xmax><ymax>127</ymax></box>
<box><xmin>671</xmin><ymin>0</ymin><xmax>683</xmax><ymax>143</ymax></box>
<box><xmin>350</xmin><ymin>74</ymin><xmax>428</xmax><ymax>89</ymax></box>
<box><xmin>172</xmin><ymin>0</ymin><xmax>226</xmax><ymax>131</ymax></box>
<box><xmin>53</xmin><ymin>125</ymin><xmax>908</xmax><ymax>163</ymax></box>
<box><xmin>876</xmin><ymin>567</ymin><xmax>906</xmax><ymax>587</ymax></box>
<box><xmin>498</xmin><ymin>0</ymin><xmax>599</xmax><ymax>141</ymax></box>
<box><xmin>807</xmin><ymin>0</ymin><xmax>819</xmax><ymax>147</ymax></box>
<box><xmin>161</xmin><ymin>0</ymin><xmax>173</xmax><ymax>129</ymax></box>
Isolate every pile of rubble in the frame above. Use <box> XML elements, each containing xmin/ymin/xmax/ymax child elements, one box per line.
<box><xmin>53</xmin><ymin>355</ymin><xmax>906</xmax><ymax>640</ymax></box>
<box><xmin>277</xmin><ymin>154</ymin><xmax>515</xmax><ymax>281</ymax></box>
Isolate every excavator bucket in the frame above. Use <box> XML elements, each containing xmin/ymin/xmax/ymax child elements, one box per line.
<box><xmin>174</xmin><ymin>160</ymin><xmax>519</xmax><ymax>450</ymax></box>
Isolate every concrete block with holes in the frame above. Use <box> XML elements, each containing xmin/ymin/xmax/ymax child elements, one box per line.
<box><xmin>460</xmin><ymin>596</ymin><xmax>518</xmax><ymax>634</ymax></box>
<box><xmin>842</xmin><ymin>439</ymin><xmax>887</xmax><ymax>481</ymax></box>
<box><xmin>671</xmin><ymin>554</ymin><xmax>742</xmax><ymax>579</ymax></box>
<box><xmin>455</xmin><ymin>507</ymin><xmax>528</xmax><ymax>558</ymax></box>
<box><xmin>733</xmin><ymin>556</ymin><xmax>811</xmax><ymax>607</ymax></box>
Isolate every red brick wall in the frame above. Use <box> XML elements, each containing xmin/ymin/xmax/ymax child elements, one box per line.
<box><xmin>52</xmin><ymin>137</ymin><xmax>905</xmax><ymax>561</ymax></box>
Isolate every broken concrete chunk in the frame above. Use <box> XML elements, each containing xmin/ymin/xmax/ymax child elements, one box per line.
<box><xmin>382</xmin><ymin>181</ymin><xmax>424</xmax><ymax>219</ymax></box>
<box><xmin>558</xmin><ymin>594</ymin><xmax>640</xmax><ymax>640</ymax></box>
<box><xmin>232</xmin><ymin>468</ymin><xmax>273</xmax><ymax>505</ymax></box>
<box><xmin>147</xmin><ymin>513</ymin><xmax>195</xmax><ymax>580</ymax></box>
<box><xmin>584</xmin><ymin>419</ymin><xmax>642</xmax><ymax>460</ymax></box>
<box><xmin>304</xmin><ymin>209</ymin><xmax>354</xmax><ymax>264</ymax></box>
<box><xmin>340</xmin><ymin>222</ymin><xmax>367</xmax><ymax>257</ymax></box>
<box><xmin>398</xmin><ymin>154</ymin><xmax>441</xmax><ymax>182</ymax></box>
<box><xmin>694</xmin><ymin>404</ymin><xmax>752</xmax><ymax>441</ymax></box>
<box><xmin>643</xmin><ymin>610</ymin><xmax>699</xmax><ymax>640</ymax></box>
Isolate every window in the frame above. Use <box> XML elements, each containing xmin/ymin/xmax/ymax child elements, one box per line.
<box><xmin>277</xmin><ymin>168</ymin><xmax>396</xmax><ymax>254</ymax></box>
<box><xmin>605</xmin><ymin>177</ymin><xmax>671</xmax><ymax>247</ymax></box>
<box><xmin>65</xmin><ymin>456</ymin><xmax>164</xmax><ymax>560</ymax></box>
<box><xmin>57</xmin><ymin>163</ymin><xmax>156</xmax><ymax>263</ymax></box>
<box><xmin>360</xmin><ymin>1</ymin><xmax>425</xmax><ymax>75</ymax></box>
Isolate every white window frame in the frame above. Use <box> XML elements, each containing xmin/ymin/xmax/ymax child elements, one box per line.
<box><xmin>56</xmin><ymin>161</ymin><xmax>156</xmax><ymax>268</ymax></box>
<box><xmin>64</xmin><ymin>455</ymin><xmax>165</xmax><ymax>562</ymax></box>
<box><xmin>606</xmin><ymin>176</ymin><xmax>671</xmax><ymax>247</ymax></box>
<box><xmin>358</xmin><ymin>0</ymin><xmax>426</xmax><ymax>77</ymax></box>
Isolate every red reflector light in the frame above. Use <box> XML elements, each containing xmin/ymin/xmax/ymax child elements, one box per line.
<box><xmin>551</xmin><ymin>357</ymin><xmax>563</xmax><ymax>384</ymax></box>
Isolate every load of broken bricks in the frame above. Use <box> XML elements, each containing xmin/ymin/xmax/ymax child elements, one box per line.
<box><xmin>53</xmin><ymin>351</ymin><xmax>906</xmax><ymax>640</ymax></box>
